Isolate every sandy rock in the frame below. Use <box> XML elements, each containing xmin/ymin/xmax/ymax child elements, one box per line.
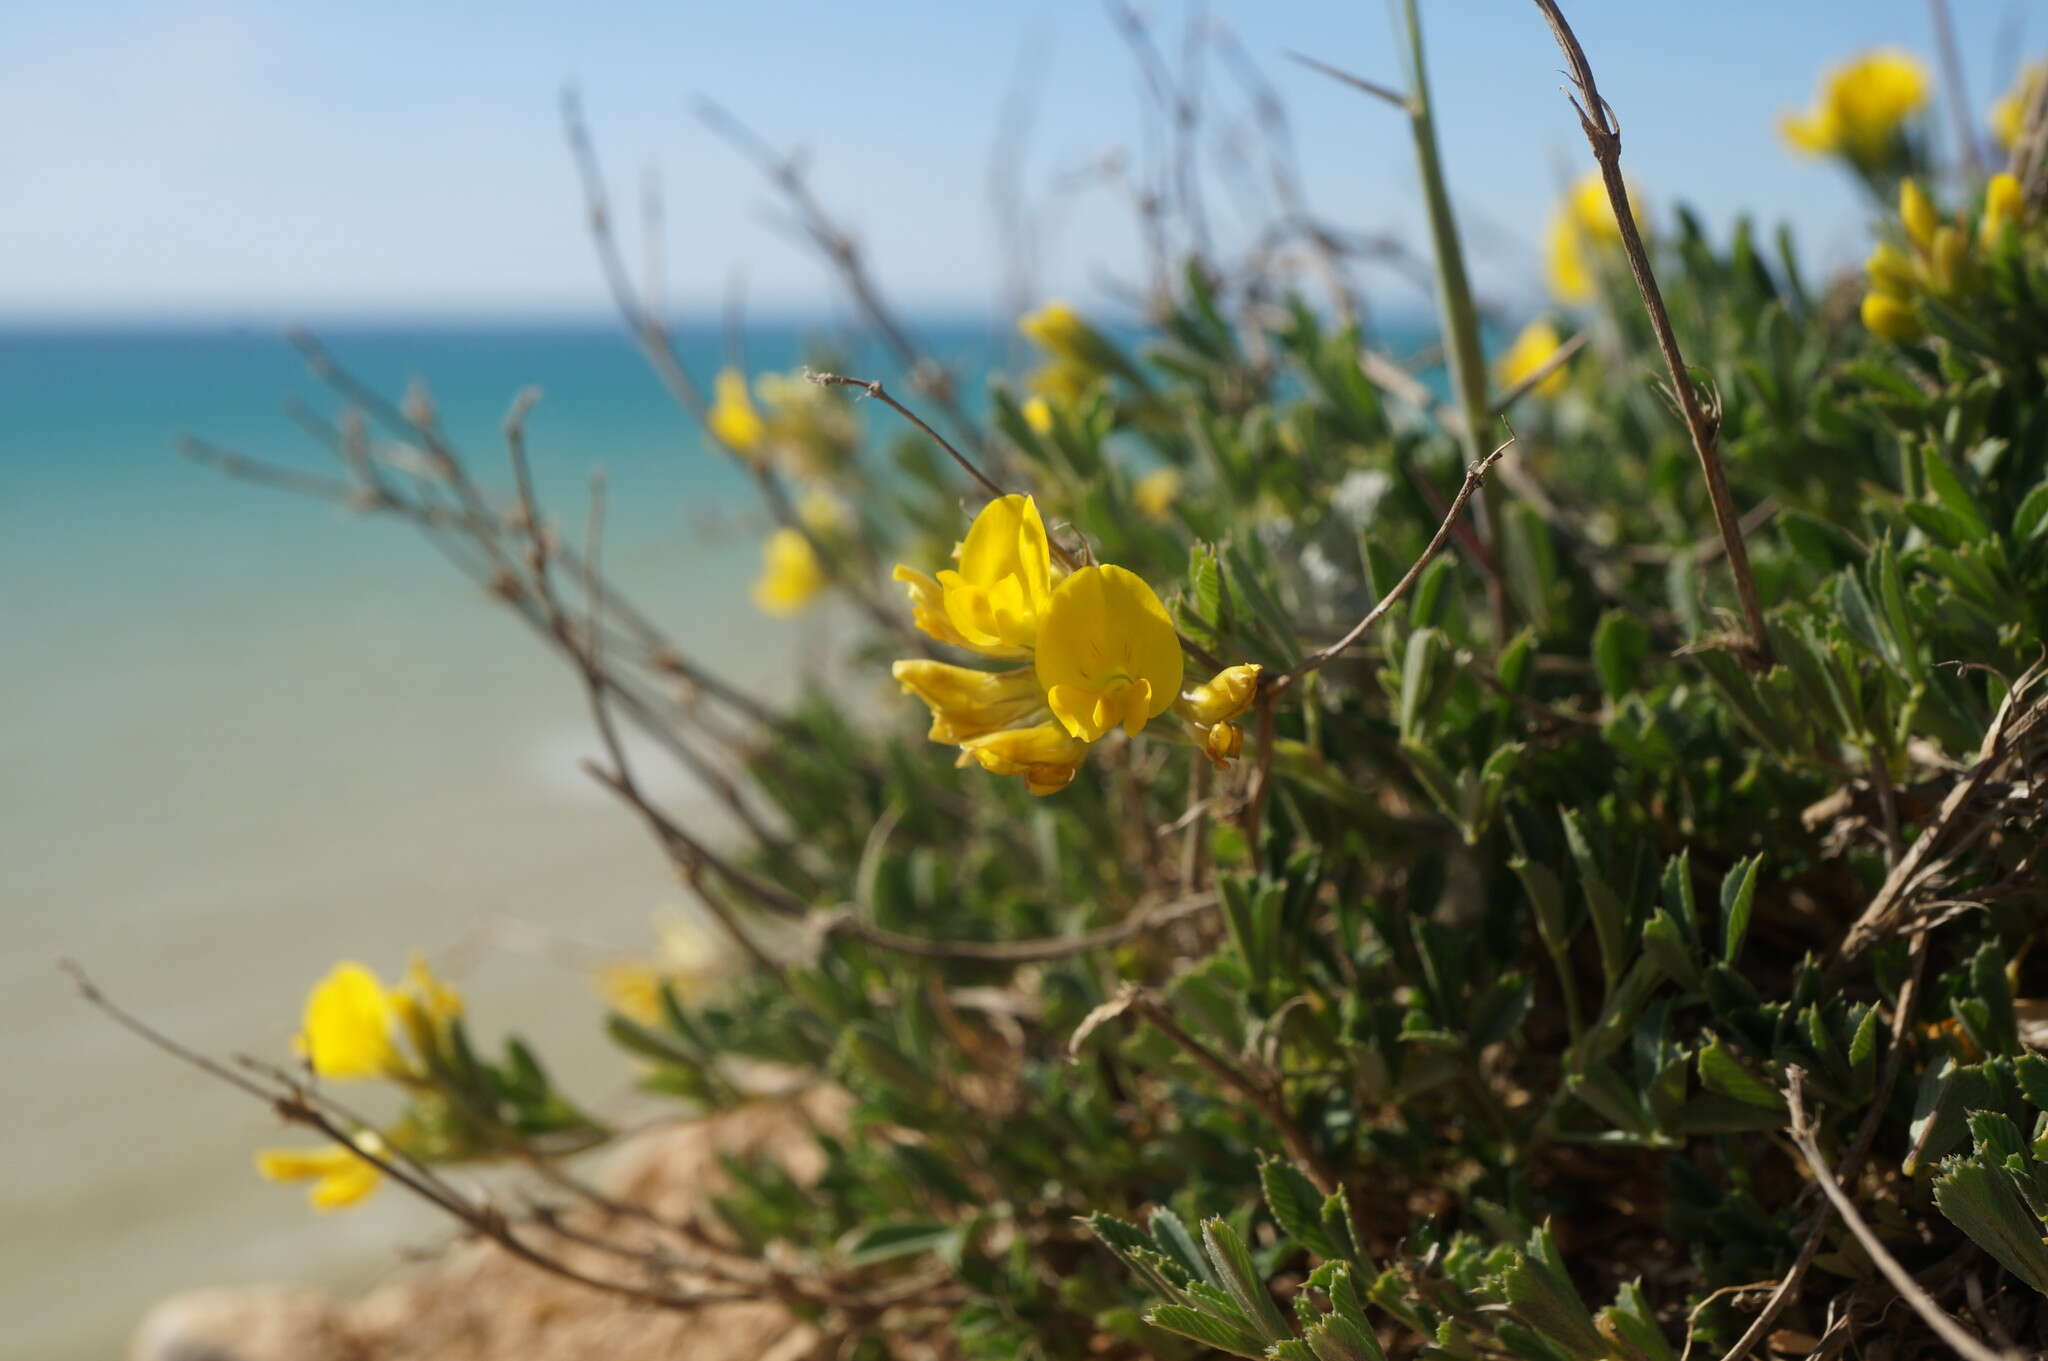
<box><xmin>129</xmin><ymin>1286</ymin><xmax>357</xmax><ymax>1361</ymax></box>
<box><xmin>128</xmin><ymin>1093</ymin><xmax>842</xmax><ymax>1361</ymax></box>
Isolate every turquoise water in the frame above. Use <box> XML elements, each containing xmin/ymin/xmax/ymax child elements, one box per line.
<box><xmin>0</xmin><ymin>320</ymin><xmax>1004</xmax><ymax>1360</ymax></box>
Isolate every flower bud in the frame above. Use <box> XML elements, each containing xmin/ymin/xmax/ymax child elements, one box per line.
<box><xmin>1860</xmin><ymin>289</ymin><xmax>1923</xmax><ymax>343</ymax></box>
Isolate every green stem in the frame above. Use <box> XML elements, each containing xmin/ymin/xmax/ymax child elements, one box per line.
<box><xmin>1394</xmin><ymin>0</ymin><xmax>1509</xmax><ymax>638</ymax></box>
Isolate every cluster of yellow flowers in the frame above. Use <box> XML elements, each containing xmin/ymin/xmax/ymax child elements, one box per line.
<box><xmin>254</xmin><ymin>957</ymin><xmax>464</xmax><ymax>1210</ymax></box>
<box><xmin>1019</xmin><ymin>299</ymin><xmax>1115</xmax><ymax>410</ymax></box>
<box><xmin>1862</xmin><ymin>174</ymin><xmax>2028</xmax><ymax>342</ymax></box>
<box><xmin>891</xmin><ymin>494</ymin><xmax>1258</xmax><ymax>795</ymax></box>
<box><xmin>1778</xmin><ymin>49</ymin><xmax>1928</xmax><ymax>175</ymax></box>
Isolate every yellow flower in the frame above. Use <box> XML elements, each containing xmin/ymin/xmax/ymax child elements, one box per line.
<box><xmin>1779</xmin><ymin>49</ymin><xmax>1928</xmax><ymax>169</ymax></box>
<box><xmin>1900</xmin><ymin>178</ymin><xmax>1940</xmax><ymax>251</ymax></box>
<box><xmin>892</xmin><ymin>660</ymin><xmax>1048</xmax><ymax>744</ymax></box>
<box><xmin>1992</xmin><ymin>63</ymin><xmax>2046</xmax><ymax>150</ymax></box>
<box><xmin>295</xmin><ymin>962</ymin><xmax>404</xmax><ymax>1082</ymax></box>
<box><xmin>956</xmin><ymin>721</ymin><xmax>1090</xmax><ymax>797</ymax></box>
<box><xmin>1019</xmin><ymin>300</ymin><xmax>1090</xmax><ymax>360</ymax></box>
<box><xmin>1545</xmin><ymin>173</ymin><xmax>1624</xmax><ymax>304</ymax></box>
<box><xmin>893</xmin><ymin>565</ymin><xmax>975</xmax><ymax>651</ymax></box>
<box><xmin>1021</xmin><ymin>396</ymin><xmax>1054</xmax><ymax>436</ymax></box>
<box><xmin>1133</xmin><ymin>468</ymin><xmax>1182</xmax><ymax>524</ymax></box>
<box><xmin>797</xmin><ymin>489</ymin><xmax>849</xmax><ymax>534</ymax></box>
<box><xmin>1495</xmin><ymin>319</ymin><xmax>1572</xmax><ymax>399</ymax></box>
<box><xmin>934</xmin><ymin>494</ymin><xmax>1056</xmax><ymax>657</ymax></box>
<box><xmin>257</xmin><ymin>1132</ymin><xmax>387</xmax><ymax>1211</ymax></box>
<box><xmin>751</xmin><ymin>527</ymin><xmax>824</xmax><ymax>617</ymax></box>
<box><xmin>1036</xmin><ymin>565</ymin><xmax>1183</xmax><ymax>742</ymax></box>
<box><xmin>1861</xmin><ymin>290</ymin><xmax>1923</xmax><ymax>343</ymax></box>
<box><xmin>708</xmin><ymin>368</ymin><xmax>765</xmax><ymax>456</ymax></box>
<box><xmin>599</xmin><ymin>915</ymin><xmax>729</xmax><ymax>1025</ymax></box>
<box><xmin>1983</xmin><ymin>171</ymin><xmax>2025</xmax><ymax>248</ymax></box>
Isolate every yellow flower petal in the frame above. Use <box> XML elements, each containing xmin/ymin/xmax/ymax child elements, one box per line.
<box><xmin>296</xmin><ymin>962</ymin><xmax>402</xmax><ymax>1082</ymax></box>
<box><xmin>751</xmin><ymin>527</ymin><xmax>824</xmax><ymax>617</ymax></box>
<box><xmin>1201</xmin><ymin>720</ymin><xmax>1245</xmax><ymax>768</ymax></box>
<box><xmin>893</xmin><ymin>564</ymin><xmax>976</xmax><ymax>651</ymax></box>
<box><xmin>1019</xmin><ymin>300</ymin><xmax>1089</xmax><ymax>359</ymax></box>
<box><xmin>708</xmin><ymin>368</ymin><xmax>765</xmax><ymax>456</ymax></box>
<box><xmin>891</xmin><ymin>660</ymin><xmax>1048</xmax><ymax>744</ymax></box>
<box><xmin>935</xmin><ymin>494</ymin><xmax>1054</xmax><ymax>655</ymax></box>
<box><xmin>1544</xmin><ymin>174</ymin><xmax>1623</xmax><ymax>304</ymax></box>
<box><xmin>1992</xmin><ymin>64</ymin><xmax>2045</xmax><ymax>150</ymax></box>
<box><xmin>257</xmin><ymin>1133</ymin><xmax>387</xmax><ymax>1212</ymax></box>
<box><xmin>1035</xmin><ymin>565</ymin><xmax>1183</xmax><ymax>743</ymax></box>
<box><xmin>1865</xmin><ymin>241</ymin><xmax>1915</xmax><ymax>296</ymax></box>
<box><xmin>957</xmin><ymin>721</ymin><xmax>1089</xmax><ymax>796</ymax></box>
<box><xmin>1495</xmin><ymin>319</ymin><xmax>1571</xmax><ymax>399</ymax></box>
<box><xmin>1021</xmin><ymin>396</ymin><xmax>1054</xmax><ymax>436</ymax></box>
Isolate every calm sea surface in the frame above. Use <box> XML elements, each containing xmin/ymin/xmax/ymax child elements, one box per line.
<box><xmin>0</xmin><ymin>320</ymin><xmax>1005</xmax><ymax>1361</ymax></box>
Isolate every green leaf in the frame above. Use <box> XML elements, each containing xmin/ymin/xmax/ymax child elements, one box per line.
<box><xmin>839</xmin><ymin>1219</ymin><xmax>955</xmax><ymax>1266</ymax></box>
<box><xmin>2014</xmin><ymin>479</ymin><xmax>2048</xmax><ymax>544</ymax></box>
<box><xmin>1203</xmin><ymin>1217</ymin><xmax>1293</xmax><ymax>1342</ymax></box>
<box><xmin>1143</xmin><ymin>1305</ymin><xmax>1268</xmax><ymax>1357</ymax></box>
<box><xmin>1261</xmin><ymin>1157</ymin><xmax>1340</xmax><ymax>1258</ymax></box>
<box><xmin>1561</xmin><ymin>810</ymin><xmax>1628</xmax><ymax>998</ymax></box>
<box><xmin>1592</xmin><ymin>610</ymin><xmax>1652</xmax><ymax>699</ymax></box>
<box><xmin>1933</xmin><ymin>1157</ymin><xmax>2048</xmax><ymax>1294</ymax></box>
<box><xmin>1719</xmin><ymin>856</ymin><xmax>1762</xmax><ymax>965</ymax></box>
<box><xmin>1696</xmin><ymin>1040</ymin><xmax>1785</xmax><ymax>1111</ymax></box>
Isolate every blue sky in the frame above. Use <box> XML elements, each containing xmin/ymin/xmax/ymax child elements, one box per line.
<box><xmin>2</xmin><ymin>1</ymin><xmax>2036</xmax><ymax>321</ymax></box>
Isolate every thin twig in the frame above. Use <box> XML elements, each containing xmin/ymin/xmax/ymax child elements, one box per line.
<box><xmin>820</xmin><ymin>891</ymin><xmax>1218</xmax><ymax>964</ymax></box>
<box><xmin>1269</xmin><ymin>434</ymin><xmax>1515</xmax><ymax>695</ymax></box>
<box><xmin>1525</xmin><ymin>0</ymin><xmax>1771</xmax><ymax>666</ymax></box>
<box><xmin>1784</xmin><ymin>1069</ymin><xmax>2019</xmax><ymax>1361</ymax></box>
<box><xmin>1284</xmin><ymin>50</ymin><xmax>1413</xmax><ymax>113</ymax></box>
<box><xmin>1927</xmin><ymin>0</ymin><xmax>1986</xmax><ymax>179</ymax></box>
<box><xmin>811</xmin><ymin>374</ymin><xmax>1008</xmax><ymax>506</ymax></box>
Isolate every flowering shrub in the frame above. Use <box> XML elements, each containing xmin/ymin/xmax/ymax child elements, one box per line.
<box><xmin>120</xmin><ymin>5</ymin><xmax>2048</xmax><ymax>1358</ymax></box>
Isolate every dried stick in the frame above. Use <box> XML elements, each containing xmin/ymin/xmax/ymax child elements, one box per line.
<box><xmin>692</xmin><ymin>99</ymin><xmax>987</xmax><ymax>458</ymax></box>
<box><xmin>1526</xmin><ymin>0</ymin><xmax>1771</xmax><ymax>666</ymax></box>
<box><xmin>63</xmin><ymin>963</ymin><xmax>753</xmax><ymax>1314</ymax></box>
<box><xmin>1716</xmin><ymin>933</ymin><xmax>1929</xmax><ymax>1361</ymax></box>
<box><xmin>1268</xmin><ymin>434</ymin><xmax>1515</xmax><ymax>695</ymax></box>
<box><xmin>1783</xmin><ymin>1069</ymin><xmax>2019</xmax><ymax>1361</ymax></box>
<box><xmin>561</xmin><ymin>91</ymin><xmax>904</xmax><ymax>641</ymax></box>
<box><xmin>819</xmin><ymin>890</ymin><xmax>1218</xmax><ymax>964</ymax></box>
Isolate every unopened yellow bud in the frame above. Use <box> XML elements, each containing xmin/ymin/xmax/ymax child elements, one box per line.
<box><xmin>1177</xmin><ymin>663</ymin><xmax>1262</xmax><ymax>726</ymax></box>
<box><xmin>1900</xmin><ymin>179</ymin><xmax>1939</xmax><ymax>251</ymax></box>
<box><xmin>1929</xmin><ymin>224</ymin><xmax>1973</xmax><ymax>295</ymax></box>
<box><xmin>1201</xmin><ymin>721</ymin><xmax>1244</xmax><ymax>768</ymax></box>
<box><xmin>1021</xmin><ymin>396</ymin><xmax>1054</xmax><ymax>436</ymax></box>
<box><xmin>1861</xmin><ymin>289</ymin><xmax>1923</xmax><ymax>343</ymax></box>
<box><xmin>1983</xmin><ymin>171</ymin><xmax>2025</xmax><ymax>249</ymax></box>
<box><xmin>1865</xmin><ymin>241</ymin><xmax>1915</xmax><ymax>296</ymax></box>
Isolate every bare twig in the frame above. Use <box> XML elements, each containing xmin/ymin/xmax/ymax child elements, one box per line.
<box><xmin>819</xmin><ymin>890</ymin><xmax>1218</xmax><ymax>964</ymax></box>
<box><xmin>1525</xmin><ymin>0</ymin><xmax>1771</xmax><ymax>666</ymax></box>
<box><xmin>1269</xmin><ymin>434</ymin><xmax>1516</xmax><ymax>695</ymax></box>
<box><xmin>1284</xmin><ymin>50</ymin><xmax>1412</xmax><ymax>114</ymax></box>
<box><xmin>1783</xmin><ymin>1069</ymin><xmax>2019</xmax><ymax>1361</ymax></box>
<box><xmin>1927</xmin><ymin>0</ymin><xmax>1986</xmax><ymax>178</ymax></box>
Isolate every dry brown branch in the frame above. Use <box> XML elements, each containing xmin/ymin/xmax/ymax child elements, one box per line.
<box><xmin>1783</xmin><ymin>1069</ymin><xmax>2020</xmax><ymax>1361</ymax></box>
<box><xmin>817</xmin><ymin>890</ymin><xmax>1218</xmax><ymax>964</ymax></box>
<box><xmin>1834</xmin><ymin>659</ymin><xmax>2048</xmax><ymax>965</ymax></box>
<box><xmin>691</xmin><ymin>98</ymin><xmax>987</xmax><ymax>460</ymax></box>
<box><xmin>63</xmin><ymin>962</ymin><xmax>758</xmax><ymax>1314</ymax></box>
<box><xmin>1525</xmin><ymin>0</ymin><xmax>1771</xmax><ymax>667</ymax></box>
<box><xmin>1284</xmin><ymin>50</ymin><xmax>1411</xmax><ymax>114</ymax></box>
<box><xmin>560</xmin><ymin>91</ymin><xmax>906</xmax><ymax>642</ymax></box>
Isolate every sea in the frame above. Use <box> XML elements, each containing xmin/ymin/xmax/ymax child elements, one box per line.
<box><xmin>0</xmin><ymin>319</ymin><xmax>1013</xmax><ymax>1361</ymax></box>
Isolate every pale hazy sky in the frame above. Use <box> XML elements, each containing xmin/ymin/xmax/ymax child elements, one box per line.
<box><xmin>3</xmin><ymin>1</ymin><xmax>2035</xmax><ymax>321</ymax></box>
